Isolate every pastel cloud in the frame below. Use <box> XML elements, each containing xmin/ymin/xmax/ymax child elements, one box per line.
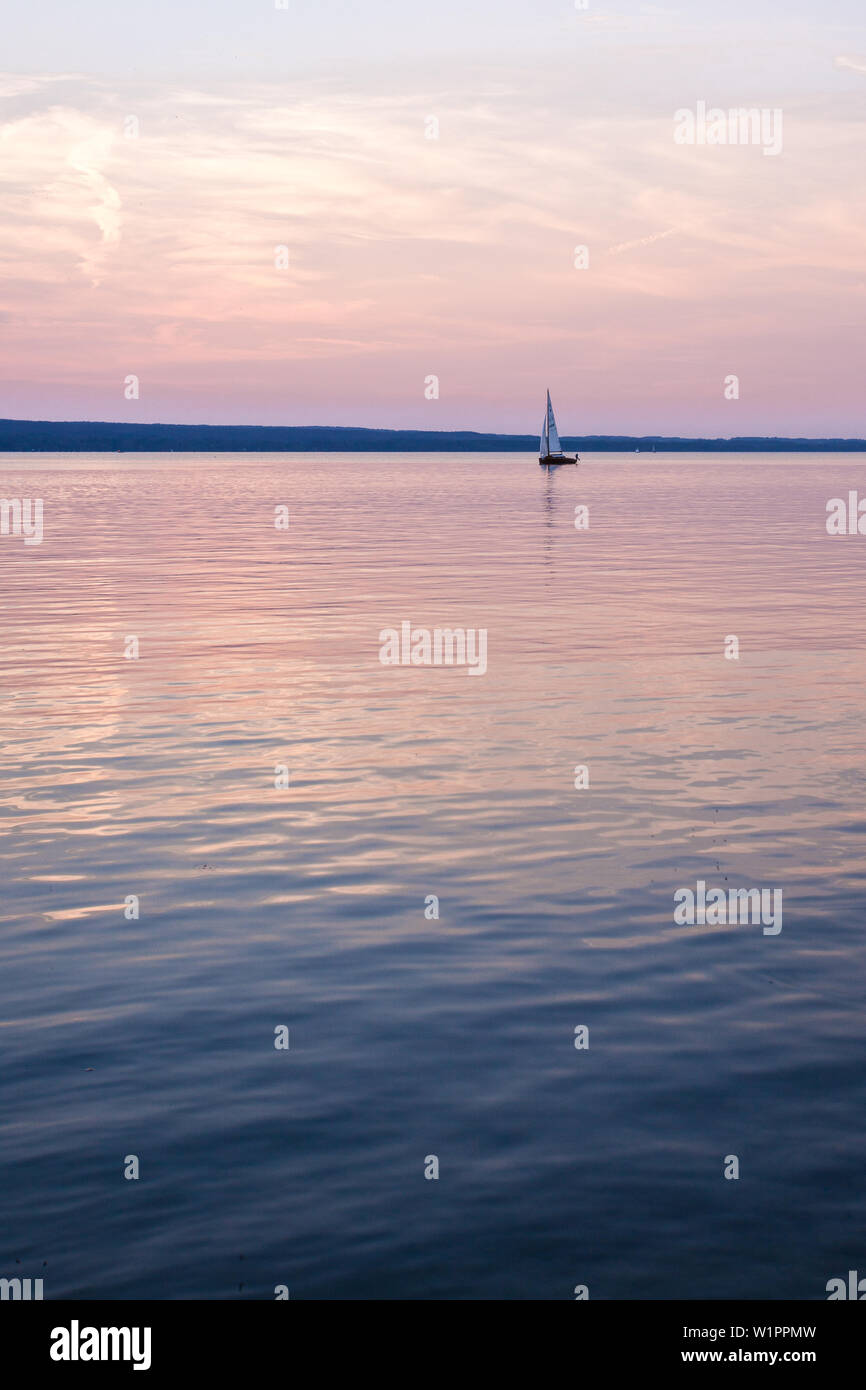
<box><xmin>0</xmin><ymin>62</ymin><xmax>864</xmax><ymax>434</ymax></box>
<box><xmin>833</xmin><ymin>55</ymin><xmax>866</xmax><ymax>74</ymax></box>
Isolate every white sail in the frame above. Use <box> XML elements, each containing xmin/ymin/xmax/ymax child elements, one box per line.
<box><xmin>544</xmin><ymin>391</ymin><xmax>562</xmax><ymax>456</ymax></box>
<box><xmin>540</xmin><ymin>405</ymin><xmax>549</xmax><ymax>456</ymax></box>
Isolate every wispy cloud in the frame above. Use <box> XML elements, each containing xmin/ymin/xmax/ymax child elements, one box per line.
<box><xmin>65</xmin><ymin>126</ymin><xmax>122</xmax><ymax>285</ymax></box>
<box><xmin>834</xmin><ymin>55</ymin><xmax>866</xmax><ymax>75</ymax></box>
<box><xmin>0</xmin><ymin>64</ymin><xmax>864</xmax><ymax>432</ymax></box>
<box><xmin>1</xmin><ymin>106</ymin><xmax>121</xmax><ymax>286</ymax></box>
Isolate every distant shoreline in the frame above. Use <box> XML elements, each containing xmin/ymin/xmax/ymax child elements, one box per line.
<box><xmin>1</xmin><ymin>419</ymin><xmax>865</xmax><ymax>453</ymax></box>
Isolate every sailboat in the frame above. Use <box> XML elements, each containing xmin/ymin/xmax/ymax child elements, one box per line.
<box><xmin>539</xmin><ymin>390</ymin><xmax>579</xmax><ymax>465</ymax></box>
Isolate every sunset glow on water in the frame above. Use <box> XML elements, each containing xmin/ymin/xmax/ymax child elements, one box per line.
<box><xmin>2</xmin><ymin>451</ymin><xmax>866</xmax><ymax>1298</ymax></box>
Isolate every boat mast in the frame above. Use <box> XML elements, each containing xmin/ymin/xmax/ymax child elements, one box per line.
<box><xmin>540</xmin><ymin>391</ymin><xmax>550</xmax><ymax>457</ymax></box>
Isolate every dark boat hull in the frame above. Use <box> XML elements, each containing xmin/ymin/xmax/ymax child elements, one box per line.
<box><xmin>539</xmin><ymin>454</ymin><xmax>579</xmax><ymax>465</ymax></box>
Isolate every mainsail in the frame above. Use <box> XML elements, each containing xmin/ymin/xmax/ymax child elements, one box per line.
<box><xmin>540</xmin><ymin>390</ymin><xmax>562</xmax><ymax>457</ymax></box>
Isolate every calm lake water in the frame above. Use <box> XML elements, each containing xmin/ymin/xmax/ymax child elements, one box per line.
<box><xmin>2</xmin><ymin>451</ymin><xmax>866</xmax><ymax>1300</ymax></box>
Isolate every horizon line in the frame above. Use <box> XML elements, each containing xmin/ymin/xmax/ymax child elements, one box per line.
<box><xmin>1</xmin><ymin>417</ymin><xmax>866</xmax><ymax>447</ymax></box>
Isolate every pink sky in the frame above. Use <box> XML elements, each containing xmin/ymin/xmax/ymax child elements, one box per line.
<box><xmin>1</xmin><ymin>15</ymin><xmax>865</xmax><ymax>435</ymax></box>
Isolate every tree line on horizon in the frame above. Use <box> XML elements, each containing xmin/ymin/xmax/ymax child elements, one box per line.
<box><xmin>0</xmin><ymin>419</ymin><xmax>864</xmax><ymax>452</ymax></box>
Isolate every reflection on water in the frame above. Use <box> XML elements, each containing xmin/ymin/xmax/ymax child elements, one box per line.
<box><xmin>2</xmin><ymin>451</ymin><xmax>866</xmax><ymax>1299</ymax></box>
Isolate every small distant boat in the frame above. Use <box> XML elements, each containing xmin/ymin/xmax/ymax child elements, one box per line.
<box><xmin>539</xmin><ymin>390</ymin><xmax>579</xmax><ymax>465</ymax></box>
